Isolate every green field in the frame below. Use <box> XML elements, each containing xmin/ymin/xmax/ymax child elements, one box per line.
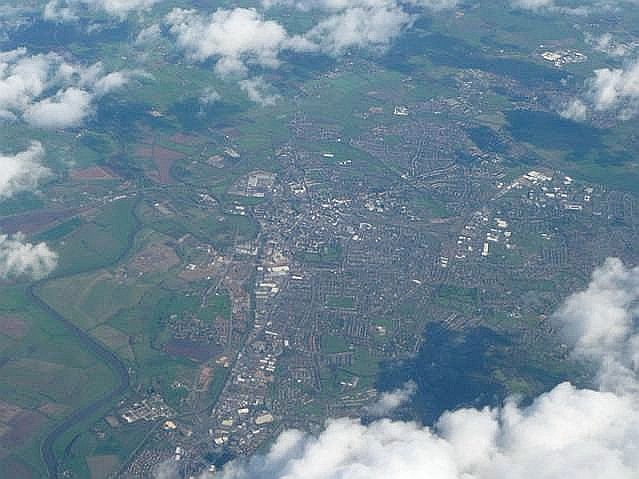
<box><xmin>52</xmin><ymin>198</ymin><xmax>139</xmax><ymax>277</ymax></box>
<box><xmin>0</xmin><ymin>285</ymin><xmax>118</xmax><ymax>478</ymax></box>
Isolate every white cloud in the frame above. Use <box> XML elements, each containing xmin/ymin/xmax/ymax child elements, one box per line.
<box><xmin>0</xmin><ymin>48</ymin><xmax>131</xmax><ymax>128</ymax></box>
<box><xmin>510</xmin><ymin>0</ymin><xmax>555</xmax><ymax>10</ymax></box>
<box><xmin>23</xmin><ymin>88</ymin><xmax>93</xmax><ymax>128</ymax></box>
<box><xmin>153</xmin><ymin>459</ymin><xmax>179</xmax><ymax>479</ymax></box>
<box><xmin>166</xmin><ymin>0</ymin><xmax>453</xmax><ymax>71</ymax></box>
<box><xmin>43</xmin><ymin>0</ymin><xmax>79</xmax><ymax>22</ymax></box>
<box><xmin>0</xmin><ymin>135</ymin><xmax>57</xmax><ymax>282</ymax></box>
<box><xmin>0</xmin><ymin>49</ymin><xmax>51</xmax><ymax>119</ymax></box>
<box><xmin>136</xmin><ymin>23</ymin><xmax>161</xmax><ymax>45</ymax></box>
<box><xmin>305</xmin><ymin>3</ymin><xmax>413</xmax><ymax>55</ymax></box>
<box><xmin>260</xmin><ymin>0</ymin><xmax>449</xmax><ymax>55</ymax></box>
<box><xmin>166</xmin><ymin>8</ymin><xmax>311</xmax><ymax>77</ymax></box>
<box><xmin>0</xmin><ymin>233</ymin><xmax>57</xmax><ymax>280</ymax></box>
<box><xmin>0</xmin><ymin>141</ymin><xmax>51</xmax><ymax>199</ymax></box>
<box><xmin>553</xmin><ymin>257</ymin><xmax>639</xmax><ymax>393</ymax></box>
<box><xmin>0</xmin><ymin>5</ymin><xmax>35</xmax><ymax>40</ymax></box>
<box><xmin>508</xmin><ymin>0</ymin><xmax>595</xmax><ymax>15</ymax></box>
<box><xmin>562</xmin><ymin>58</ymin><xmax>639</xmax><ymax>120</ymax></box>
<box><xmin>199</xmin><ymin>259</ymin><xmax>639</xmax><ymax>479</ymax></box>
<box><xmin>200</xmin><ymin>87</ymin><xmax>221</xmax><ymax>105</ymax></box>
<box><xmin>263</xmin><ymin>0</ymin><xmax>455</xmax><ymax>12</ymax></box>
<box><xmin>509</xmin><ymin>0</ymin><xmax>639</xmax><ymax>15</ymax></box>
<box><xmin>585</xmin><ymin>33</ymin><xmax>630</xmax><ymax>58</ymax></box>
<box><xmin>93</xmin><ymin>71</ymin><xmax>129</xmax><ymax>96</ymax></box>
<box><xmin>44</xmin><ymin>0</ymin><xmax>159</xmax><ymax>21</ymax></box>
<box><xmin>215</xmin><ymin>389</ymin><xmax>639</xmax><ymax>479</ymax></box>
<box><xmin>586</xmin><ymin>60</ymin><xmax>639</xmax><ymax>117</ymax></box>
<box><xmin>239</xmin><ymin>77</ymin><xmax>280</xmax><ymax>106</ymax></box>
<box><xmin>163</xmin><ymin>3</ymin><xmax>414</xmax><ymax>111</ymax></box>
<box><xmin>560</xmin><ymin>98</ymin><xmax>587</xmax><ymax>120</ymax></box>
<box><xmin>365</xmin><ymin>380</ymin><xmax>417</xmax><ymax>417</ymax></box>
<box><xmin>164</xmin><ymin>8</ymin><xmax>291</xmax><ymax>107</ymax></box>
<box><xmin>91</xmin><ymin>0</ymin><xmax>158</xmax><ymax>17</ymax></box>
<box><xmin>409</xmin><ymin>0</ymin><xmax>457</xmax><ymax>9</ymax></box>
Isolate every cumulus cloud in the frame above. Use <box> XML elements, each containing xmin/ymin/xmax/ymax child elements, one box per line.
<box><xmin>0</xmin><ymin>5</ymin><xmax>35</xmax><ymax>40</ymax></box>
<box><xmin>0</xmin><ymin>48</ymin><xmax>131</xmax><ymax>128</ymax></box>
<box><xmin>23</xmin><ymin>88</ymin><xmax>93</xmax><ymax>128</ymax></box>
<box><xmin>43</xmin><ymin>0</ymin><xmax>79</xmax><ymax>22</ymax></box>
<box><xmin>154</xmin><ymin>458</ymin><xmax>215</xmax><ymax>479</ymax></box>
<box><xmin>509</xmin><ymin>0</ymin><xmax>639</xmax><ymax>15</ymax></box>
<box><xmin>216</xmin><ymin>391</ymin><xmax>639</xmax><ymax>479</ymax></box>
<box><xmin>44</xmin><ymin>0</ymin><xmax>159</xmax><ymax>21</ymax></box>
<box><xmin>585</xmin><ymin>60</ymin><xmax>639</xmax><ymax>118</ymax></box>
<box><xmin>560</xmin><ymin>98</ymin><xmax>588</xmax><ymax>120</ymax></box>
<box><xmin>0</xmin><ymin>136</ymin><xmax>56</xmax><ymax>282</ymax></box>
<box><xmin>263</xmin><ymin>0</ymin><xmax>455</xmax><ymax>12</ymax></box>
<box><xmin>260</xmin><ymin>0</ymin><xmax>450</xmax><ymax>55</ymax></box>
<box><xmin>585</xmin><ymin>33</ymin><xmax>630</xmax><ymax>58</ymax></box>
<box><xmin>365</xmin><ymin>380</ymin><xmax>417</xmax><ymax>417</ymax></box>
<box><xmin>201</xmin><ymin>258</ymin><xmax>639</xmax><ymax>479</ymax></box>
<box><xmin>305</xmin><ymin>3</ymin><xmax>413</xmax><ymax>55</ymax></box>
<box><xmin>409</xmin><ymin>0</ymin><xmax>457</xmax><ymax>9</ymax></box>
<box><xmin>508</xmin><ymin>0</ymin><xmax>594</xmax><ymax>15</ymax></box>
<box><xmin>295</xmin><ymin>0</ymin><xmax>458</xmax><ymax>55</ymax></box>
<box><xmin>166</xmin><ymin>8</ymin><xmax>311</xmax><ymax>77</ymax></box>
<box><xmin>136</xmin><ymin>23</ymin><xmax>161</xmax><ymax>45</ymax></box>
<box><xmin>0</xmin><ymin>233</ymin><xmax>57</xmax><ymax>280</ymax></box>
<box><xmin>565</xmin><ymin>59</ymin><xmax>639</xmax><ymax>120</ymax></box>
<box><xmin>554</xmin><ymin>257</ymin><xmax>639</xmax><ymax>392</ymax></box>
<box><xmin>153</xmin><ymin>459</ymin><xmax>179</xmax><ymax>479</ymax></box>
<box><xmin>510</xmin><ymin>0</ymin><xmax>554</xmax><ymax>10</ymax></box>
<box><xmin>0</xmin><ymin>142</ymin><xmax>51</xmax><ymax>199</ymax></box>
<box><xmin>166</xmin><ymin>0</ymin><xmax>456</xmax><ymax>71</ymax></box>
<box><xmin>200</xmin><ymin>87</ymin><xmax>221</xmax><ymax>105</ymax></box>
<box><xmin>165</xmin><ymin>1</ymin><xmax>456</xmax><ymax>103</ymax></box>
<box><xmin>239</xmin><ymin>77</ymin><xmax>280</xmax><ymax>106</ymax></box>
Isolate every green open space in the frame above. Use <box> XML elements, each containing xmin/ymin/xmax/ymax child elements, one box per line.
<box><xmin>51</xmin><ymin>198</ymin><xmax>139</xmax><ymax>277</ymax></box>
<box><xmin>0</xmin><ymin>285</ymin><xmax>118</xmax><ymax>478</ymax></box>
